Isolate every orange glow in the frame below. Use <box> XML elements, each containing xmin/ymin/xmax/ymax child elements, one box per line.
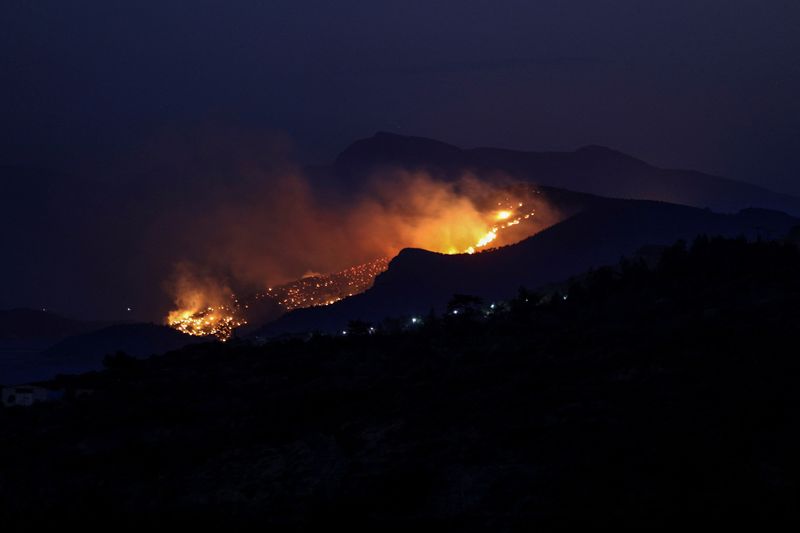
<box><xmin>475</xmin><ymin>230</ymin><xmax>498</xmax><ymax>249</ymax></box>
<box><xmin>164</xmin><ymin>267</ymin><xmax>247</xmax><ymax>341</ymax></box>
<box><xmin>167</xmin><ymin>305</ymin><xmax>246</xmax><ymax>341</ymax></box>
<box><xmin>165</xmin><ymin>176</ymin><xmax>558</xmax><ymax>340</ymax></box>
<box><xmin>259</xmin><ymin>257</ymin><xmax>390</xmax><ymax>311</ymax></box>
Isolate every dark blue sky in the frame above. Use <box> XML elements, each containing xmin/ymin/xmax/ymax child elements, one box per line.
<box><xmin>1</xmin><ymin>0</ymin><xmax>799</xmax><ymax>191</ymax></box>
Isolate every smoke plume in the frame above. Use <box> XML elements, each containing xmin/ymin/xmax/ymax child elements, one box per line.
<box><xmin>119</xmin><ymin>127</ymin><xmax>563</xmax><ymax>319</ymax></box>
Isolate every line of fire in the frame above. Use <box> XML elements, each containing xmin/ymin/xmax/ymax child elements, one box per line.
<box><xmin>167</xmin><ymin>187</ymin><xmax>542</xmax><ymax>341</ymax></box>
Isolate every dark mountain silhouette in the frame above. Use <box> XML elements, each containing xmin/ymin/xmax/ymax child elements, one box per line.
<box><xmin>255</xmin><ymin>200</ymin><xmax>799</xmax><ymax>337</ymax></box>
<box><xmin>0</xmin><ymin>316</ymin><xmax>198</xmax><ymax>385</ymax></box>
<box><xmin>42</xmin><ymin>323</ymin><xmax>203</xmax><ymax>365</ymax></box>
<box><xmin>0</xmin><ymin>308</ymin><xmax>108</xmax><ymax>341</ymax></box>
<box><xmin>5</xmin><ymin>237</ymin><xmax>800</xmax><ymax>528</ymax></box>
<box><xmin>334</xmin><ymin>132</ymin><xmax>800</xmax><ymax>215</ymax></box>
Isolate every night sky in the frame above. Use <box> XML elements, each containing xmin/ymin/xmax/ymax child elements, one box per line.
<box><xmin>1</xmin><ymin>1</ymin><xmax>799</xmax><ymax>320</ymax></box>
<box><xmin>2</xmin><ymin>0</ymin><xmax>798</xmax><ymax>191</ymax></box>
<box><xmin>4</xmin><ymin>2</ymin><xmax>800</xmax><ymax>522</ymax></box>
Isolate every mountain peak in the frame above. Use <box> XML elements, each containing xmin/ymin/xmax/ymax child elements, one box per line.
<box><xmin>330</xmin><ymin>132</ymin><xmax>800</xmax><ymax>216</ymax></box>
<box><xmin>334</xmin><ymin>132</ymin><xmax>464</xmax><ymax>178</ymax></box>
<box><xmin>575</xmin><ymin>144</ymin><xmax>621</xmax><ymax>154</ymax></box>
<box><xmin>573</xmin><ymin>144</ymin><xmax>651</xmax><ymax>166</ymax></box>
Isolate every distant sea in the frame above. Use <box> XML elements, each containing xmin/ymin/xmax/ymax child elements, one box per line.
<box><xmin>0</xmin><ymin>340</ymin><xmax>100</xmax><ymax>385</ymax></box>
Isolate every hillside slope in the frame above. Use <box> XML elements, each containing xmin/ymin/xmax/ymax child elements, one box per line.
<box><xmin>256</xmin><ymin>200</ymin><xmax>799</xmax><ymax>336</ymax></box>
<box><xmin>42</xmin><ymin>323</ymin><xmax>203</xmax><ymax>365</ymax></box>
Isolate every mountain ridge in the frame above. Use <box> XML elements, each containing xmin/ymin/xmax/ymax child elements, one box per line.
<box><xmin>334</xmin><ymin>132</ymin><xmax>800</xmax><ymax>215</ymax></box>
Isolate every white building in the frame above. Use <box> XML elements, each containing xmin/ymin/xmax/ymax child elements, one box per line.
<box><xmin>2</xmin><ymin>385</ymin><xmax>50</xmax><ymax>407</ymax></box>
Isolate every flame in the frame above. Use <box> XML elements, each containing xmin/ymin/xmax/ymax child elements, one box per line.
<box><xmin>167</xmin><ymin>304</ymin><xmax>246</xmax><ymax>342</ymax></box>
<box><xmin>165</xmin><ymin>179</ymin><xmax>552</xmax><ymax>340</ymax></box>
<box><xmin>475</xmin><ymin>230</ymin><xmax>498</xmax><ymax>249</ymax></box>
<box><xmin>260</xmin><ymin>257</ymin><xmax>390</xmax><ymax>311</ymax></box>
<box><xmin>164</xmin><ymin>267</ymin><xmax>247</xmax><ymax>341</ymax></box>
<box><xmin>463</xmin><ymin>202</ymin><xmax>536</xmax><ymax>254</ymax></box>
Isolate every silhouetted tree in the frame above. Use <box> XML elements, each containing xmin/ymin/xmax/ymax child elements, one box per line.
<box><xmin>786</xmin><ymin>225</ymin><xmax>800</xmax><ymax>246</ymax></box>
<box><xmin>102</xmin><ymin>351</ymin><xmax>138</xmax><ymax>370</ymax></box>
<box><xmin>346</xmin><ymin>320</ymin><xmax>372</xmax><ymax>336</ymax></box>
<box><xmin>446</xmin><ymin>294</ymin><xmax>483</xmax><ymax>317</ymax></box>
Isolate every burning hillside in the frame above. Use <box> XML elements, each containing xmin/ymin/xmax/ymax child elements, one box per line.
<box><xmin>166</xmin><ymin>259</ymin><xmax>389</xmax><ymax>341</ymax></box>
<box><xmin>167</xmin><ymin>304</ymin><xmax>247</xmax><ymax>341</ymax></box>
<box><xmin>166</xmin><ymin>178</ymin><xmax>558</xmax><ymax>341</ymax></box>
<box><xmin>260</xmin><ymin>257</ymin><xmax>391</xmax><ymax>311</ymax></box>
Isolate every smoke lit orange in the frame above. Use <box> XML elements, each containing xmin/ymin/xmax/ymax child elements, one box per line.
<box><xmin>165</xmin><ymin>175</ymin><xmax>557</xmax><ymax>340</ymax></box>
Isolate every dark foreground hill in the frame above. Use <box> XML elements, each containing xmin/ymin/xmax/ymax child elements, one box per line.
<box><xmin>0</xmin><ymin>309</ymin><xmax>113</xmax><ymax>384</ymax></box>
<box><xmin>42</xmin><ymin>323</ymin><xmax>204</xmax><ymax>365</ymax></box>
<box><xmin>334</xmin><ymin>132</ymin><xmax>800</xmax><ymax>215</ymax></box>
<box><xmin>2</xmin><ymin>237</ymin><xmax>800</xmax><ymax>528</ymax></box>
<box><xmin>1</xmin><ymin>320</ymin><xmax>201</xmax><ymax>385</ymax></box>
<box><xmin>256</xmin><ymin>200</ymin><xmax>799</xmax><ymax>337</ymax></box>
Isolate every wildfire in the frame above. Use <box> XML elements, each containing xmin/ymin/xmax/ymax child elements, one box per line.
<box><xmin>167</xmin><ymin>303</ymin><xmax>247</xmax><ymax>342</ymax></box>
<box><xmin>464</xmin><ymin>202</ymin><xmax>536</xmax><ymax>255</ymax></box>
<box><xmin>259</xmin><ymin>257</ymin><xmax>390</xmax><ymax>311</ymax></box>
<box><xmin>166</xmin><ymin>185</ymin><xmax>548</xmax><ymax>341</ymax></box>
<box><xmin>166</xmin><ymin>259</ymin><xmax>390</xmax><ymax>341</ymax></box>
<box><xmin>475</xmin><ymin>230</ymin><xmax>498</xmax><ymax>248</ymax></box>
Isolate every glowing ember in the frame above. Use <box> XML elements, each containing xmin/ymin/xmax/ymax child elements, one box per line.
<box><xmin>475</xmin><ymin>230</ymin><xmax>498</xmax><ymax>248</ymax></box>
<box><xmin>166</xmin><ymin>259</ymin><xmax>389</xmax><ymax>341</ymax></box>
<box><xmin>167</xmin><ymin>304</ymin><xmax>246</xmax><ymax>342</ymax></box>
<box><xmin>260</xmin><ymin>257</ymin><xmax>390</xmax><ymax>311</ymax></box>
<box><xmin>463</xmin><ymin>201</ymin><xmax>536</xmax><ymax>254</ymax></box>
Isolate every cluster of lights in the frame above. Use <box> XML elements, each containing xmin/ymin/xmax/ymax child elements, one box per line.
<box><xmin>167</xmin><ymin>259</ymin><xmax>389</xmax><ymax>342</ymax></box>
<box><xmin>260</xmin><ymin>257</ymin><xmax>390</xmax><ymax>311</ymax></box>
<box><xmin>167</xmin><ymin>305</ymin><xmax>247</xmax><ymax>342</ymax></box>
<box><xmin>341</xmin><ymin>326</ymin><xmax>378</xmax><ymax>336</ymax></box>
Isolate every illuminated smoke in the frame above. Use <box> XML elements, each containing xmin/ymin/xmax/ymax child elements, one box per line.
<box><xmin>153</xmin><ymin>138</ymin><xmax>563</xmax><ymax>339</ymax></box>
<box><xmin>165</xmin><ymin>263</ymin><xmax>246</xmax><ymax>341</ymax></box>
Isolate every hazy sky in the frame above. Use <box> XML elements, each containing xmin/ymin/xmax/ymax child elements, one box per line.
<box><xmin>1</xmin><ymin>1</ymin><xmax>798</xmax><ymax>192</ymax></box>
